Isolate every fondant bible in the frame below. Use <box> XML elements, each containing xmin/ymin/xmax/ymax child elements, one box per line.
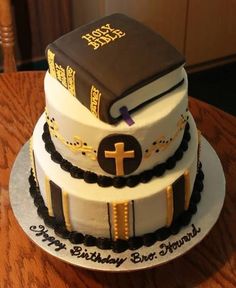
<box><xmin>46</xmin><ymin>13</ymin><xmax>185</xmax><ymax>124</ymax></box>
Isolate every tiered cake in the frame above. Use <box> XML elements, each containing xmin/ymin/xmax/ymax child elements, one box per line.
<box><xmin>29</xmin><ymin>14</ymin><xmax>204</xmax><ymax>253</ymax></box>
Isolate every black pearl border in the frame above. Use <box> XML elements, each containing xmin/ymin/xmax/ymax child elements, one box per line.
<box><xmin>28</xmin><ymin>164</ymin><xmax>204</xmax><ymax>253</ymax></box>
<box><xmin>42</xmin><ymin>122</ymin><xmax>191</xmax><ymax>188</ymax></box>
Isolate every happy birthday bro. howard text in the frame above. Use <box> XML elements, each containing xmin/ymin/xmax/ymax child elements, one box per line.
<box><xmin>30</xmin><ymin>224</ymin><xmax>200</xmax><ymax>268</ymax></box>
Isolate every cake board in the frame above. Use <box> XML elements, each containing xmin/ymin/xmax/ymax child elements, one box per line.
<box><xmin>9</xmin><ymin>137</ymin><xmax>225</xmax><ymax>272</ymax></box>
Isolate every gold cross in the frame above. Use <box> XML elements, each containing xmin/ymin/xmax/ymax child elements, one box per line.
<box><xmin>105</xmin><ymin>142</ymin><xmax>135</xmax><ymax>176</ymax></box>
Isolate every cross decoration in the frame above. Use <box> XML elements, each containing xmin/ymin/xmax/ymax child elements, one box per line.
<box><xmin>97</xmin><ymin>134</ymin><xmax>142</xmax><ymax>176</ymax></box>
<box><xmin>105</xmin><ymin>142</ymin><xmax>135</xmax><ymax>176</ymax></box>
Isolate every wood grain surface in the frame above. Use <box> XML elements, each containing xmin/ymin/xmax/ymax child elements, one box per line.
<box><xmin>0</xmin><ymin>72</ymin><xmax>236</xmax><ymax>288</ymax></box>
<box><xmin>185</xmin><ymin>0</ymin><xmax>236</xmax><ymax>65</ymax></box>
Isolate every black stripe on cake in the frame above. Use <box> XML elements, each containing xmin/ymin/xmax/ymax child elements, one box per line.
<box><xmin>107</xmin><ymin>202</ymin><xmax>112</xmax><ymax>239</ymax></box>
<box><xmin>172</xmin><ymin>174</ymin><xmax>185</xmax><ymax>221</ymax></box>
<box><xmin>49</xmin><ymin>180</ymin><xmax>65</xmax><ymax>224</ymax></box>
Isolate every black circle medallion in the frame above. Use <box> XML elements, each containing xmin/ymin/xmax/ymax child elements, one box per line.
<box><xmin>97</xmin><ymin>134</ymin><xmax>142</xmax><ymax>176</ymax></box>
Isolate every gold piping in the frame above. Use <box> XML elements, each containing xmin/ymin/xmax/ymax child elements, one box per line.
<box><xmin>184</xmin><ymin>170</ymin><xmax>191</xmax><ymax>210</ymax></box>
<box><xmin>62</xmin><ymin>191</ymin><xmax>72</xmax><ymax>231</ymax></box>
<box><xmin>45</xmin><ymin>177</ymin><xmax>54</xmax><ymax>217</ymax></box>
<box><xmin>29</xmin><ymin>137</ymin><xmax>38</xmax><ymax>184</ymax></box>
<box><xmin>113</xmin><ymin>203</ymin><xmax>119</xmax><ymax>240</ymax></box>
<box><xmin>166</xmin><ymin>185</ymin><xmax>174</xmax><ymax>227</ymax></box>
<box><xmin>124</xmin><ymin>202</ymin><xmax>129</xmax><ymax>240</ymax></box>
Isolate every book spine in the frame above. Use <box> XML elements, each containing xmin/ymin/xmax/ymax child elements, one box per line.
<box><xmin>46</xmin><ymin>44</ymin><xmax>114</xmax><ymax>124</ymax></box>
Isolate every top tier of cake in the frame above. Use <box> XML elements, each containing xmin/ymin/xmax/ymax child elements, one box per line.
<box><xmin>46</xmin><ymin>13</ymin><xmax>185</xmax><ymax>124</ymax></box>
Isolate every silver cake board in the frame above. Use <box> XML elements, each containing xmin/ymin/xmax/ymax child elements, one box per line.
<box><xmin>9</xmin><ymin>137</ymin><xmax>225</xmax><ymax>272</ymax></box>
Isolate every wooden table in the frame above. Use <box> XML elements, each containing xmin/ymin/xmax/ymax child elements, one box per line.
<box><xmin>1</xmin><ymin>71</ymin><xmax>236</xmax><ymax>288</ymax></box>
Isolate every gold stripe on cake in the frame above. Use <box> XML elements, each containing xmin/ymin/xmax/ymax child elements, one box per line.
<box><xmin>45</xmin><ymin>177</ymin><xmax>54</xmax><ymax>217</ymax></box>
<box><xmin>29</xmin><ymin>137</ymin><xmax>38</xmax><ymax>184</ymax></box>
<box><xmin>113</xmin><ymin>203</ymin><xmax>119</xmax><ymax>240</ymax></box>
<box><xmin>166</xmin><ymin>185</ymin><xmax>174</xmax><ymax>227</ymax></box>
<box><xmin>184</xmin><ymin>170</ymin><xmax>191</xmax><ymax>210</ymax></box>
<box><xmin>123</xmin><ymin>202</ymin><xmax>129</xmax><ymax>239</ymax></box>
<box><xmin>62</xmin><ymin>191</ymin><xmax>72</xmax><ymax>231</ymax></box>
<box><xmin>112</xmin><ymin>202</ymin><xmax>129</xmax><ymax>240</ymax></box>
<box><xmin>197</xmin><ymin>130</ymin><xmax>201</xmax><ymax>170</ymax></box>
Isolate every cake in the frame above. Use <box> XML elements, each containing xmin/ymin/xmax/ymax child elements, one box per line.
<box><xmin>29</xmin><ymin>14</ymin><xmax>204</xmax><ymax>253</ymax></box>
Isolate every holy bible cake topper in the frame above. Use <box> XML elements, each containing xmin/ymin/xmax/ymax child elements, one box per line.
<box><xmin>46</xmin><ymin>13</ymin><xmax>185</xmax><ymax>124</ymax></box>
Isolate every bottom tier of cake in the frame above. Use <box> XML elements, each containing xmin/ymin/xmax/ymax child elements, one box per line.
<box><xmin>29</xmin><ymin>113</ymin><xmax>204</xmax><ymax>252</ymax></box>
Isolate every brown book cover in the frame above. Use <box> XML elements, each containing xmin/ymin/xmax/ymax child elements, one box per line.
<box><xmin>46</xmin><ymin>13</ymin><xmax>185</xmax><ymax>124</ymax></box>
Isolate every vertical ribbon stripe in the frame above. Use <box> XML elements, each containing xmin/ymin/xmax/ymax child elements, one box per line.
<box><xmin>184</xmin><ymin>170</ymin><xmax>191</xmax><ymax>210</ymax></box>
<box><xmin>45</xmin><ymin>176</ymin><xmax>54</xmax><ymax>217</ymax></box>
<box><xmin>172</xmin><ymin>174</ymin><xmax>185</xmax><ymax>221</ymax></box>
<box><xmin>62</xmin><ymin>191</ymin><xmax>72</xmax><ymax>231</ymax></box>
<box><xmin>29</xmin><ymin>138</ymin><xmax>38</xmax><ymax>184</ymax></box>
<box><xmin>166</xmin><ymin>185</ymin><xmax>174</xmax><ymax>227</ymax></box>
<box><xmin>112</xmin><ymin>202</ymin><xmax>129</xmax><ymax>240</ymax></box>
<box><xmin>49</xmin><ymin>180</ymin><xmax>65</xmax><ymax>224</ymax></box>
<box><xmin>107</xmin><ymin>203</ymin><xmax>112</xmax><ymax>239</ymax></box>
<box><xmin>131</xmin><ymin>200</ymin><xmax>136</xmax><ymax>237</ymax></box>
<box><xmin>197</xmin><ymin>130</ymin><xmax>201</xmax><ymax>170</ymax></box>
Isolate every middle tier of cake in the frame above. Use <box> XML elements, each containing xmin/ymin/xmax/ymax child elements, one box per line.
<box><xmin>44</xmin><ymin>69</ymin><xmax>188</xmax><ymax>177</ymax></box>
